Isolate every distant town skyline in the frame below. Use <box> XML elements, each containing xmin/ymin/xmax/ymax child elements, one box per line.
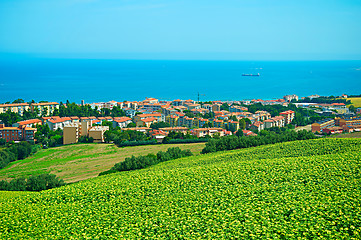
<box><xmin>0</xmin><ymin>0</ymin><xmax>360</xmax><ymax>60</ymax></box>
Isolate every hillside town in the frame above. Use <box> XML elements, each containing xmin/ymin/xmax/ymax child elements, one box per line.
<box><xmin>0</xmin><ymin>94</ymin><xmax>360</xmax><ymax>145</ymax></box>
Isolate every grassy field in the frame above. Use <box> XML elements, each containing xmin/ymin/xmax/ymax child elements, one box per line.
<box><xmin>0</xmin><ymin>142</ymin><xmax>205</xmax><ymax>183</ymax></box>
<box><xmin>328</xmin><ymin>131</ymin><xmax>361</xmax><ymax>138</ymax></box>
<box><xmin>0</xmin><ymin>138</ymin><xmax>360</xmax><ymax>238</ymax></box>
<box><xmin>347</xmin><ymin>97</ymin><xmax>361</xmax><ymax>108</ymax></box>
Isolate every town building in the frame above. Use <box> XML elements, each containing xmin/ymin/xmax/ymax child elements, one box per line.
<box><xmin>279</xmin><ymin>110</ymin><xmax>295</xmax><ymax>125</ymax></box>
<box><xmin>31</xmin><ymin>102</ymin><xmax>59</xmax><ymax>116</ymax></box>
<box><xmin>0</xmin><ymin>103</ymin><xmax>31</xmax><ymax>116</ymax></box>
<box><xmin>0</xmin><ymin>122</ymin><xmax>36</xmax><ymax>142</ymax></box>
<box><xmin>63</xmin><ymin>121</ymin><xmax>109</xmax><ymax>144</ymax></box>
<box><xmin>113</xmin><ymin>117</ymin><xmax>132</xmax><ymax>128</ymax></box>
<box><xmin>283</xmin><ymin>94</ymin><xmax>299</xmax><ymax>102</ymax></box>
<box><xmin>311</xmin><ymin>118</ymin><xmax>335</xmax><ymax>133</ymax></box>
<box><xmin>192</xmin><ymin>128</ymin><xmax>225</xmax><ymax>138</ymax></box>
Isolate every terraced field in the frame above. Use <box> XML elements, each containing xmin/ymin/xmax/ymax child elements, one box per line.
<box><xmin>0</xmin><ymin>143</ymin><xmax>205</xmax><ymax>183</ymax></box>
<box><xmin>0</xmin><ymin>138</ymin><xmax>360</xmax><ymax>239</ymax></box>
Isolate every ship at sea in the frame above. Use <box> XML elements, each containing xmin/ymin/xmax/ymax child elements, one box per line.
<box><xmin>242</xmin><ymin>73</ymin><xmax>260</xmax><ymax>76</ymax></box>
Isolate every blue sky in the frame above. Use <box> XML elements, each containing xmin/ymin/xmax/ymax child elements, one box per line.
<box><xmin>0</xmin><ymin>0</ymin><xmax>360</xmax><ymax>60</ymax></box>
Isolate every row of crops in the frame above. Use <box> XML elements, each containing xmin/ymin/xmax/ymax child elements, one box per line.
<box><xmin>0</xmin><ymin>138</ymin><xmax>360</xmax><ymax>238</ymax></box>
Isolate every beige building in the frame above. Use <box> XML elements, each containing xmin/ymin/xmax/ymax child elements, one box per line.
<box><xmin>63</xmin><ymin>121</ymin><xmax>109</xmax><ymax>144</ymax></box>
<box><xmin>0</xmin><ymin>103</ymin><xmax>30</xmax><ymax>116</ymax></box>
<box><xmin>31</xmin><ymin>102</ymin><xmax>59</xmax><ymax>116</ymax></box>
<box><xmin>192</xmin><ymin>128</ymin><xmax>225</xmax><ymax>138</ymax></box>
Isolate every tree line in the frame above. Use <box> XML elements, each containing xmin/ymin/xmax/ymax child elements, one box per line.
<box><xmin>0</xmin><ymin>173</ymin><xmax>65</xmax><ymax>191</ymax></box>
<box><xmin>99</xmin><ymin>147</ymin><xmax>193</xmax><ymax>176</ymax></box>
<box><xmin>202</xmin><ymin>129</ymin><xmax>316</xmax><ymax>154</ymax></box>
<box><xmin>0</xmin><ymin>142</ymin><xmax>37</xmax><ymax>170</ymax></box>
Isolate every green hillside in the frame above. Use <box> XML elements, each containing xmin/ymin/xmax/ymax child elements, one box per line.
<box><xmin>0</xmin><ymin>142</ymin><xmax>205</xmax><ymax>183</ymax></box>
<box><xmin>1</xmin><ymin>138</ymin><xmax>361</xmax><ymax>238</ymax></box>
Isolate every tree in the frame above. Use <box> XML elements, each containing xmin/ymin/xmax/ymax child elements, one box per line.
<box><xmin>126</xmin><ymin>122</ymin><xmax>136</xmax><ymax>128</ymax></box>
<box><xmin>150</xmin><ymin>122</ymin><xmax>170</xmax><ymax>129</ymax></box>
<box><xmin>12</xmin><ymin>99</ymin><xmax>25</xmax><ymax>103</ymax></box>
<box><xmin>349</xmin><ymin>105</ymin><xmax>356</xmax><ymax>113</ymax></box>
<box><xmin>220</xmin><ymin>103</ymin><xmax>229</xmax><ymax>111</ymax></box>
<box><xmin>239</xmin><ymin>119</ymin><xmax>246</xmax><ymax>130</ymax></box>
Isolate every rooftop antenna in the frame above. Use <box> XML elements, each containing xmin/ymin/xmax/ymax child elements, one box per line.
<box><xmin>198</xmin><ymin>92</ymin><xmax>205</xmax><ymax>103</ymax></box>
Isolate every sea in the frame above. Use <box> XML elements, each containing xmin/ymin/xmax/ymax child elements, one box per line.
<box><xmin>0</xmin><ymin>58</ymin><xmax>360</xmax><ymax>103</ymax></box>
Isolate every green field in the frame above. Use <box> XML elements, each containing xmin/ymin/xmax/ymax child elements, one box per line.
<box><xmin>347</xmin><ymin>97</ymin><xmax>361</xmax><ymax>108</ymax></box>
<box><xmin>0</xmin><ymin>138</ymin><xmax>360</xmax><ymax>239</ymax></box>
<box><xmin>0</xmin><ymin>143</ymin><xmax>205</xmax><ymax>183</ymax></box>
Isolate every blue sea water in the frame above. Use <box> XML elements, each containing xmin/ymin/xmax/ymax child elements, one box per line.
<box><xmin>0</xmin><ymin>58</ymin><xmax>360</xmax><ymax>103</ymax></box>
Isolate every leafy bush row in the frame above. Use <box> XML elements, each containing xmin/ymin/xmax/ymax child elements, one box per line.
<box><xmin>165</xmin><ymin>138</ymin><xmax>208</xmax><ymax>144</ymax></box>
<box><xmin>202</xmin><ymin>129</ymin><xmax>316</xmax><ymax>154</ymax></box>
<box><xmin>117</xmin><ymin>139</ymin><xmax>158</xmax><ymax>147</ymax></box>
<box><xmin>0</xmin><ymin>173</ymin><xmax>65</xmax><ymax>192</ymax></box>
<box><xmin>99</xmin><ymin>147</ymin><xmax>193</xmax><ymax>176</ymax></box>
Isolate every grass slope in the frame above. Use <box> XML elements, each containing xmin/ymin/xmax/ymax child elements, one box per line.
<box><xmin>0</xmin><ymin>142</ymin><xmax>205</xmax><ymax>183</ymax></box>
<box><xmin>0</xmin><ymin>138</ymin><xmax>360</xmax><ymax>239</ymax></box>
<box><xmin>347</xmin><ymin>97</ymin><xmax>361</xmax><ymax>108</ymax></box>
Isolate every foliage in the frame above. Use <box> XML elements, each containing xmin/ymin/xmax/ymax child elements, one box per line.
<box><xmin>100</xmin><ymin>147</ymin><xmax>193</xmax><ymax>175</ymax></box>
<box><xmin>162</xmin><ymin>131</ymin><xmax>197</xmax><ymax>143</ymax></box>
<box><xmin>0</xmin><ymin>173</ymin><xmax>65</xmax><ymax>191</ymax></box>
<box><xmin>0</xmin><ymin>139</ymin><xmax>360</xmax><ymax>238</ymax></box>
<box><xmin>35</xmin><ymin>124</ymin><xmax>63</xmax><ymax>146</ymax></box>
<box><xmin>165</xmin><ymin>138</ymin><xmax>208</xmax><ymax>144</ymax></box>
<box><xmin>0</xmin><ymin>142</ymin><xmax>37</xmax><ymax>170</ymax></box>
<box><xmin>78</xmin><ymin>136</ymin><xmax>94</xmax><ymax>143</ymax></box>
<box><xmin>298</xmin><ymin>96</ymin><xmax>351</xmax><ymax>104</ymax></box>
<box><xmin>150</xmin><ymin>121</ymin><xmax>170</xmax><ymax>129</ymax></box>
<box><xmin>117</xmin><ymin>140</ymin><xmax>157</xmax><ymax>147</ymax></box>
<box><xmin>104</xmin><ymin>130</ymin><xmax>149</xmax><ymax>145</ymax></box>
<box><xmin>0</xmin><ymin>109</ymin><xmax>20</xmax><ymax>126</ymax></box>
<box><xmin>220</xmin><ymin>102</ymin><xmax>229</xmax><ymax>111</ymax></box>
<box><xmin>202</xmin><ymin>129</ymin><xmax>316</xmax><ymax>154</ymax></box>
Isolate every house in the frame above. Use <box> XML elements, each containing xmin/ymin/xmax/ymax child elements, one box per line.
<box><xmin>165</xmin><ymin>115</ymin><xmax>179</xmax><ymax>127</ymax></box>
<box><xmin>149</xmin><ymin>129</ymin><xmax>167</xmax><ymax>143</ymax></box>
<box><xmin>113</xmin><ymin>117</ymin><xmax>132</xmax><ymax>128</ymax></box>
<box><xmin>137</xmin><ymin>117</ymin><xmax>158</xmax><ymax>127</ymax></box>
<box><xmin>213</xmin><ymin>119</ymin><xmax>225</xmax><ymax>129</ymax></box>
<box><xmin>159</xmin><ymin>127</ymin><xmax>189</xmax><ymax>134</ymax></box>
<box><xmin>192</xmin><ymin>128</ymin><xmax>224</xmax><ymax>138</ymax></box>
<box><xmin>250</xmin><ymin>121</ymin><xmax>264</xmax><ymax>132</ymax></box>
<box><xmin>121</xmin><ymin>127</ymin><xmax>151</xmax><ymax>134</ymax></box>
<box><xmin>187</xmin><ymin>104</ymin><xmax>201</xmax><ymax>111</ymax></box>
<box><xmin>13</xmin><ymin>119</ymin><xmax>42</xmax><ymax>128</ymax></box>
<box><xmin>134</xmin><ymin>113</ymin><xmax>163</xmax><ymax>123</ymax></box>
<box><xmin>242</xmin><ymin>130</ymin><xmax>257</xmax><ymax>137</ymax></box>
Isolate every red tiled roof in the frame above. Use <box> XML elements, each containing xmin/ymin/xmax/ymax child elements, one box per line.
<box><xmin>141</xmin><ymin>117</ymin><xmax>158</xmax><ymax>123</ymax></box>
<box><xmin>17</xmin><ymin>119</ymin><xmax>42</xmax><ymax>125</ymax></box>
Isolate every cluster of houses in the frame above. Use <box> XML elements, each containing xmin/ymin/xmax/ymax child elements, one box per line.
<box><xmin>311</xmin><ymin>116</ymin><xmax>361</xmax><ymax>134</ymax></box>
<box><xmin>0</xmin><ymin>97</ymin><xmax>298</xmax><ymax>144</ymax></box>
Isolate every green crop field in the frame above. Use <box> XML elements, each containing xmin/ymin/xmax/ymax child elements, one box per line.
<box><xmin>0</xmin><ymin>142</ymin><xmax>205</xmax><ymax>183</ymax></box>
<box><xmin>0</xmin><ymin>138</ymin><xmax>360</xmax><ymax>239</ymax></box>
